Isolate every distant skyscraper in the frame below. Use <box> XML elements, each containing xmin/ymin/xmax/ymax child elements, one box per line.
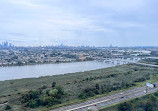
<box><xmin>9</xmin><ymin>43</ymin><xmax>12</xmax><ymax>47</ymax></box>
<box><xmin>6</xmin><ymin>41</ymin><xmax>8</xmax><ymax>47</ymax></box>
<box><xmin>0</xmin><ymin>41</ymin><xmax>14</xmax><ymax>47</ymax></box>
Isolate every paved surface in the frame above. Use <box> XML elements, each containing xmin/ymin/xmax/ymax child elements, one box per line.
<box><xmin>51</xmin><ymin>83</ymin><xmax>158</xmax><ymax>111</ymax></box>
<box><xmin>133</xmin><ymin>63</ymin><xmax>158</xmax><ymax>68</ymax></box>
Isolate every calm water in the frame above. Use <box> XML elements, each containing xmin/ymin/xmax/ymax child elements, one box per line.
<box><xmin>0</xmin><ymin>61</ymin><xmax>117</xmax><ymax>81</ymax></box>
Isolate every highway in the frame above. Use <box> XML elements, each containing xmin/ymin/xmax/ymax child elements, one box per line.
<box><xmin>133</xmin><ymin>63</ymin><xmax>158</xmax><ymax>68</ymax></box>
<box><xmin>51</xmin><ymin>83</ymin><xmax>158</xmax><ymax>111</ymax></box>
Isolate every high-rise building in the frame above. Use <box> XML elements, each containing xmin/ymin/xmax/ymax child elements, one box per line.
<box><xmin>0</xmin><ymin>41</ymin><xmax>14</xmax><ymax>47</ymax></box>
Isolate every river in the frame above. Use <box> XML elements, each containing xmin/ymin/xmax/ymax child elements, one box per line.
<box><xmin>0</xmin><ymin>58</ymin><xmax>139</xmax><ymax>81</ymax></box>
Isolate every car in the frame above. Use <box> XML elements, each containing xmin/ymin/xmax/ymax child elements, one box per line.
<box><xmin>143</xmin><ymin>90</ymin><xmax>146</xmax><ymax>93</ymax></box>
<box><xmin>87</xmin><ymin>107</ymin><xmax>91</xmax><ymax>110</ymax></box>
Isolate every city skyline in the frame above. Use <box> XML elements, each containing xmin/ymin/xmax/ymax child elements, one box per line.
<box><xmin>0</xmin><ymin>41</ymin><xmax>14</xmax><ymax>47</ymax></box>
<box><xmin>0</xmin><ymin>0</ymin><xmax>158</xmax><ymax>47</ymax></box>
<box><xmin>1</xmin><ymin>40</ymin><xmax>158</xmax><ymax>48</ymax></box>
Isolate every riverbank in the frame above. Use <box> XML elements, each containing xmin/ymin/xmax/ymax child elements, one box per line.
<box><xmin>0</xmin><ymin>64</ymin><xmax>158</xmax><ymax>111</ymax></box>
<box><xmin>0</xmin><ymin>59</ymin><xmax>93</xmax><ymax>67</ymax></box>
<box><xmin>0</xmin><ymin>61</ymin><xmax>116</xmax><ymax>81</ymax></box>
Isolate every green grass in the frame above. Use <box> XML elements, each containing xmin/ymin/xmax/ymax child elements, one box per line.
<box><xmin>100</xmin><ymin>105</ymin><xmax>118</xmax><ymax>111</ymax></box>
<box><xmin>0</xmin><ymin>64</ymin><xmax>158</xmax><ymax>111</ymax></box>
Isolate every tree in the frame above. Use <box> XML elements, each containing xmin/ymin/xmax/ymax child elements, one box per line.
<box><xmin>118</xmin><ymin>102</ymin><xmax>132</xmax><ymax>111</ymax></box>
<box><xmin>28</xmin><ymin>100</ymin><xmax>38</xmax><ymax>108</ymax></box>
<box><xmin>21</xmin><ymin>86</ymin><xmax>65</xmax><ymax>108</ymax></box>
<box><xmin>78</xmin><ymin>93</ymin><xmax>86</xmax><ymax>99</ymax></box>
<box><xmin>5</xmin><ymin>105</ymin><xmax>11</xmax><ymax>110</ymax></box>
<box><xmin>41</xmin><ymin>85</ymin><xmax>47</xmax><ymax>89</ymax></box>
<box><xmin>101</xmin><ymin>86</ymin><xmax>105</xmax><ymax>94</ymax></box>
<box><xmin>95</xmin><ymin>84</ymin><xmax>100</xmax><ymax>90</ymax></box>
<box><xmin>48</xmin><ymin>89</ymin><xmax>58</xmax><ymax>97</ymax></box>
<box><xmin>144</xmin><ymin>100</ymin><xmax>153</xmax><ymax>111</ymax></box>
<box><xmin>52</xmin><ymin>82</ymin><xmax>56</xmax><ymax>87</ymax></box>
<box><xmin>21</xmin><ymin>90</ymin><xmax>40</xmax><ymax>103</ymax></box>
<box><xmin>56</xmin><ymin>86</ymin><xmax>64</xmax><ymax>95</ymax></box>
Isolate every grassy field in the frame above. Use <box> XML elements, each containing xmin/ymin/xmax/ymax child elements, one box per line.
<box><xmin>0</xmin><ymin>64</ymin><xmax>158</xmax><ymax>111</ymax></box>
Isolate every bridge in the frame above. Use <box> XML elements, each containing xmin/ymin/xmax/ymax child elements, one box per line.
<box><xmin>95</xmin><ymin>58</ymin><xmax>138</xmax><ymax>65</ymax></box>
<box><xmin>96</xmin><ymin>58</ymin><xmax>158</xmax><ymax>68</ymax></box>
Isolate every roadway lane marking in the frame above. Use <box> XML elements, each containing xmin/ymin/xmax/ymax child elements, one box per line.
<box><xmin>67</xmin><ymin>99</ymin><xmax>110</xmax><ymax>111</ymax></box>
<box><xmin>66</xmin><ymin>88</ymin><xmax>147</xmax><ymax>111</ymax></box>
<box><xmin>133</xmin><ymin>63</ymin><xmax>158</xmax><ymax>68</ymax></box>
<box><xmin>53</xmin><ymin>84</ymin><xmax>158</xmax><ymax>111</ymax></box>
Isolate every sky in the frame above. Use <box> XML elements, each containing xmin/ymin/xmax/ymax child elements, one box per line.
<box><xmin>0</xmin><ymin>0</ymin><xmax>158</xmax><ymax>47</ymax></box>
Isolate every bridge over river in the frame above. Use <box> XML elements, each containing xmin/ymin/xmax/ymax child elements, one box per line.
<box><xmin>95</xmin><ymin>58</ymin><xmax>140</xmax><ymax>65</ymax></box>
<box><xmin>96</xmin><ymin>58</ymin><xmax>158</xmax><ymax>68</ymax></box>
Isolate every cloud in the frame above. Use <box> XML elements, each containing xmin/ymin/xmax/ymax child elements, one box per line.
<box><xmin>90</xmin><ymin>0</ymin><xmax>145</xmax><ymax>12</ymax></box>
<box><xmin>7</xmin><ymin>0</ymin><xmax>44</xmax><ymax>8</ymax></box>
<box><xmin>0</xmin><ymin>0</ymin><xmax>158</xmax><ymax>46</ymax></box>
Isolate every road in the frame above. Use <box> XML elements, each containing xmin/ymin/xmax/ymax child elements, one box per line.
<box><xmin>133</xmin><ymin>63</ymin><xmax>158</xmax><ymax>68</ymax></box>
<box><xmin>51</xmin><ymin>82</ymin><xmax>158</xmax><ymax>111</ymax></box>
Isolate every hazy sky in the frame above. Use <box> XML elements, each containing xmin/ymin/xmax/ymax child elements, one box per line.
<box><xmin>0</xmin><ymin>0</ymin><xmax>158</xmax><ymax>47</ymax></box>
